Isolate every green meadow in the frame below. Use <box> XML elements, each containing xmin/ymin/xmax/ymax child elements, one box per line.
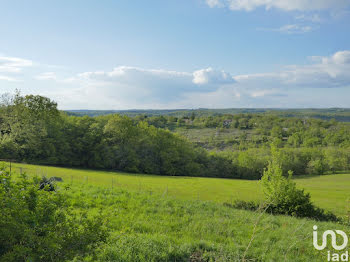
<box><xmin>5</xmin><ymin>162</ymin><xmax>350</xmax><ymax>217</ymax></box>
<box><xmin>59</xmin><ymin>183</ymin><xmax>350</xmax><ymax>261</ymax></box>
<box><xmin>2</xmin><ymin>162</ymin><xmax>350</xmax><ymax>261</ymax></box>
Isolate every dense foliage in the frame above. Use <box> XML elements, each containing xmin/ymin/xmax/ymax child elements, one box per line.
<box><xmin>0</xmin><ymin>166</ymin><xmax>107</xmax><ymax>261</ymax></box>
<box><xmin>1</xmin><ymin>93</ymin><xmax>350</xmax><ymax>179</ymax></box>
<box><xmin>0</xmin><ymin>93</ymin><xmax>235</xmax><ymax>178</ymax></box>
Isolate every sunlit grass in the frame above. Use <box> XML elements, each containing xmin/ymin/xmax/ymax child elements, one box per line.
<box><xmin>2</xmin><ymin>161</ymin><xmax>349</xmax><ymax>261</ymax></box>
<box><xmin>3</xmin><ymin>161</ymin><xmax>350</xmax><ymax>217</ymax></box>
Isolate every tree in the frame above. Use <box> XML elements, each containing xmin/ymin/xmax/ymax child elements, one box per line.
<box><xmin>190</xmin><ymin>112</ymin><xmax>196</xmax><ymax>121</ymax></box>
<box><xmin>324</xmin><ymin>148</ymin><xmax>348</xmax><ymax>173</ymax></box>
<box><xmin>0</xmin><ymin>93</ymin><xmax>62</xmax><ymax>163</ymax></box>
<box><xmin>103</xmin><ymin>115</ymin><xmax>140</xmax><ymax>171</ymax></box>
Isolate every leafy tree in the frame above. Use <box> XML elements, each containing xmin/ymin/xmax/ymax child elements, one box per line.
<box><xmin>306</xmin><ymin>159</ymin><xmax>326</xmax><ymax>175</ymax></box>
<box><xmin>324</xmin><ymin>148</ymin><xmax>348</xmax><ymax>173</ymax></box>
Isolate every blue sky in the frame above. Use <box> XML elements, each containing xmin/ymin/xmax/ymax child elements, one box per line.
<box><xmin>1</xmin><ymin>0</ymin><xmax>350</xmax><ymax>109</ymax></box>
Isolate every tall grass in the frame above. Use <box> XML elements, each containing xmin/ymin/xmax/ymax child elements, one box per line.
<box><xmin>64</xmin><ymin>183</ymin><xmax>348</xmax><ymax>261</ymax></box>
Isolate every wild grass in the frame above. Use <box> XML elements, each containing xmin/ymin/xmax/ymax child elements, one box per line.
<box><xmin>61</xmin><ymin>183</ymin><xmax>350</xmax><ymax>261</ymax></box>
<box><xmin>4</xmin><ymin>162</ymin><xmax>350</xmax><ymax>217</ymax></box>
<box><xmin>2</xmin><ymin>161</ymin><xmax>350</xmax><ymax>261</ymax></box>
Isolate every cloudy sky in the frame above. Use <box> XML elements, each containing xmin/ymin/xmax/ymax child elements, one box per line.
<box><xmin>1</xmin><ymin>0</ymin><xmax>350</xmax><ymax>109</ymax></box>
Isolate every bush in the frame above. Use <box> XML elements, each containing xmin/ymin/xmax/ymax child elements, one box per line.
<box><xmin>0</xmin><ymin>166</ymin><xmax>108</xmax><ymax>261</ymax></box>
<box><xmin>232</xmin><ymin>147</ymin><xmax>338</xmax><ymax>221</ymax></box>
<box><xmin>306</xmin><ymin>158</ymin><xmax>327</xmax><ymax>175</ymax></box>
<box><xmin>260</xmin><ymin>147</ymin><xmax>337</xmax><ymax>221</ymax></box>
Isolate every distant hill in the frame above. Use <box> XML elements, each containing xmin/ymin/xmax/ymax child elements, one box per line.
<box><xmin>66</xmin><ymin>108</ymin><xmax>350</xmax><ymax>122</ymax></box>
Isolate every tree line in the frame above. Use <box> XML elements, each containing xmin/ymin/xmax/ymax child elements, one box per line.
<box><xmin>1</xmin><ymin>93</ymin><xmax>349</xmax><ymax>179</ymax></box>
<box><xmin>0</xmin><ymin>93</ymin><xmax>235</xmax><ymax>177</ymax></box>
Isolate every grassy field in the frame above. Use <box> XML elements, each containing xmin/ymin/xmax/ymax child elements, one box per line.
<box><xmin>4</xmin><ymin>162</ymin><xmax>350</xmax><ymax>217</ymax></box>
<box><xmin>175</xmin><ymin>127</ymin><xmax>248</xmax><ymax>143</ymax></box>
<box><xmin>2</xmin><ymin>161</ymin><xmax>350</xmax><ymax>261</ymax></box>
<box><xmin>61</xmin><ymin>183</ymin><xmax>350</xmax><ymax>261</ymax></box>
<box><xmin>174</xmin><ymin>127</ymin><xmax>253</xmax><ymax>149</ymax></box>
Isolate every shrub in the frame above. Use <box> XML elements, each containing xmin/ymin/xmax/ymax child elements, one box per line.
<box><xmin>0</xmin><ymin>166</ymin><xmax>108</xmax><ymax>261</ymax></box>
<box><xmin>260</xmin><ymin>147</ymin><xmax>337</xmax><ymax>221</ymax></box>
<box><xmin>306</xmin><ymin>158</ymin><xmax>327</xmax><ymax>175</ymax></box>
<box><xmin>232</xmin><ymin>147</ymin><xmax>338</xmax><ymax>222</ymax></box>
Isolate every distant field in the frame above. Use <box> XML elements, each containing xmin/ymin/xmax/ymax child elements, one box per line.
<box><xmin>175</xmin><ymin>127</ymin><xmax>250</xmax><ymax>143</ymax></box>
<box><xmin>175</xmin><ymin>127</ymin><xmax>255</xmax><ymax>150</ymax></box>
<box><xmin>3</xmin><ymin>162</ymin><xmax>350</xmax><ymax>217</ymax></box>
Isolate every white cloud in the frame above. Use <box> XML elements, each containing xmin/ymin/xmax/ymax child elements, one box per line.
<box><xmin>206</xmin><ymin>0</ymin><xmax>349</xmax><ymax>12</ymax></box>
<box><xmin>0</xmin><ymin>75</ymin><xmax>19</xmax><ymax>82</ymax></box>
<box><xmin>5</xmin><ymin>50</ymin><xmax>350</xmax><ymax>109</ymax></box>
<box><xmin>233</xmin><ymin>50</ymin><xmax>350</xmax><ymax>89</ymax></box>
<box><xmin>0</xmin><ymin>56</ymin><xmax>33</xmax><ymax>82</ymax></box>
<box><xmin>44</xmin><ymin>66</ymin><xmax>235</xmax><ymax>108</ymax></box>
<box><xmin>326</xmin><ymin>50</ymin><xmax>350</xmax><ymax>64</ymax></box>
<box><xmin>35</xmin><ymin>72</ymin><xmax>58</xmax><ymax>81</ymax></box>
<box><xmin>171</xmin><ymin>50</ymin><xmax>350</xmax><ymax>108</ymax></box>
<box><xmin>69</xmin><ymin>66</ymin><xmax>234</xmax><ymax>93</ymax></box>
<box><xmin>251</xmin><ymin>90</ymin><xmax>274</xmax><ymax>97</ymax></box>
<box><xmin>192</xmin><ymin>68</ymin><xmax>235</xmax><ymax>85</ymax></box>
<box><xmin>259</xmin><ymin>24</ymin><xmax>314</xmax><ymax>34</ymax></box>
<box><xmin>0</xmin><ymin>56</ymin><xmax>33</xmax><ymax>73</ymax></box>
<box><xmin>206</xmin><ymin>1</ymin><xmax>346</xmax><ymax>34</ymax></box>
<box><xmin>206</xmin><ymin>0</ymin><xmax>224</xmax><ymax>8</ymax></box>
<box><xmin>295</xmin><ymin>13</ymin><xmax>322</xmax><ymax>23</ymax></box>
